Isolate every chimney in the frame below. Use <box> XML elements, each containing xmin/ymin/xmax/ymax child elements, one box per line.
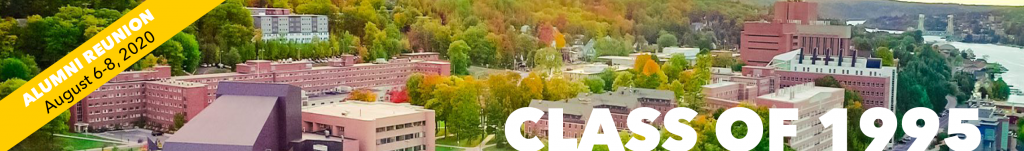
<box><xmin>824</xmin><ymin>48</ymin><xmax>831</xmax><ymax>66</ymax></box>
<box><xmin>838</xmin><ymin>49</ymin><xmax>844</xmax><ymax>66</ymax></box>
<box><xmin>851</xmin><ymin>50</ymin><xmax>858</xmax><ymax>67</ymax></box>
<box><xmin>798</xmin><ymin>48</ymin><xmax>805</xmax><ymax>64</ymax></box>
<box><xmin>811</xmin><ymin>48</ymin><xmax>818</xmax><ymax>65</ymax></box>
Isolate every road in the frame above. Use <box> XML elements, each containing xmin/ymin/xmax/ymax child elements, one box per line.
<box><xmin>890</xmin><ymin>95</ymin><xmax>957</xmax><ymax>151</ymax></box>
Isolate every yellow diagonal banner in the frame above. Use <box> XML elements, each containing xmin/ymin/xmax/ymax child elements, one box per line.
<box><xmin>0</xmin><ymin>0</ymin><xmax>224</xmax><ymax>149</ymax></box>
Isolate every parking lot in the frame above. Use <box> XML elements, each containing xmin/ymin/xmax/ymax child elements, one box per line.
<box><xmin>93</xmin><ymin>128</ymin><xmax>171</xmax><ymax>144</ymax></box>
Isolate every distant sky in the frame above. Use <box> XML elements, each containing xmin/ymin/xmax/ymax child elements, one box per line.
<box><xmin>896</xmin><ymin>0</ymin><xmax>1024</xmax><ymax>6</ymax></box>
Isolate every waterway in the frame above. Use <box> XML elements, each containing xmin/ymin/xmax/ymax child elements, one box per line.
<box><xmin>924</xmin><ymin>36</ymin><xmax>1024</xmax><ymax>103</ymax></box>
<box><xmin>846</xmin><ymin>20</ymin><xmax>906</xmax><ymax>34</ymax></box>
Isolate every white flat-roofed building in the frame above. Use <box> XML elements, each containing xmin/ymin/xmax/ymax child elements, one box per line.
<box><xmin>763</xmin><ymin>49</ymin><xmax>898</xmax><ymax>111</ymax></box>
<box><xmin>247</xmin><ymin>7</ymin><xmax>329</xmax><ymax>43</ymax></box>
<box><xmin>302</xmin><ymin>102</ymin><xmax>436</xmax><ymax>151</ymax></box>
<box><xmin>754</xmin><ymin>82</ymin><xmax>843</xmax><ymax>151</ymax></box>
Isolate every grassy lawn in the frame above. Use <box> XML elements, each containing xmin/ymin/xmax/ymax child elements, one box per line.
<box><xmin>485</xmin><ymin>137</ymin><xmax>498</xmax><ymax>145</ymax></box>
<box><xmin>436</xmin><ymin>134</ymin><xmax>484</xmax><ymax>147</ymax></box>
<box><xmin>483</xmin><ymin>146</ymin><xmax>517</xmax><ymax>151</ymax></box>
<box><xmin>436</xmin><ymin>146</ymin><xmax>464</xmax><ymax>151</ymax></box>
<box><xmin>60</xmin><ymin>137</ymin><xmax>118</xmax><ymax>150</ymax></box>
<box><xmin>65</xmin><ymin>133</ymin><xmax>119</xmax><ymax>141</ymax></box>
<box><xmin>436</xmin><ymin>121</ymin><xmax>447</xmax><ymax>137</ymax></box>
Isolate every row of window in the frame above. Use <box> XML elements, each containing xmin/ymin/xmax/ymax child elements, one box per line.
<box><xmin>376</xmin><ymin>121</ymin><xmax>428</xmax><ymax>133</ymax></box>
<box><xmin>88</xmin><ymin>106</ymin><xmax>143</xmax><ymax>116</ymax></box>
<box><xmin>147</xmin><ymin>85</ymin><xmax>183</xmax><ymax>93</ymax></box>
<box><xmin>88</xmin><ymin>113</ymin><xmax>141</xmax><ymax>123</ymax></box>
<box><xmin>95</xmin><ymin>84</ymin><xmax>143</xmax><ymax>91</ymax></box>
<box><xmin>780</xmin><ymin>76</ymin><xmax>886</xmax><ymax>88</ymax></box>
<box><xmin>146</xmin><ymin>99</ymin><xmax>185</xmax><ymax>109</ymax></box>
<box><xmin>390</xmin><ymin>145</ymin><xmax>428</xmax><ymax>151</ymax></box>
<box><xmin>87</xmin><ymin>92</ymin><xmax>143</xmax><ymax>99</ymax></box>
<box><xmin>378</xmin><ymin>132</ymin><xmax>424</xmax><ymax>145</ymax></box>
<box><xmin>86</xmin><ymin>99</ymin><xmax>143</xmax><ymax>107</ymax></box>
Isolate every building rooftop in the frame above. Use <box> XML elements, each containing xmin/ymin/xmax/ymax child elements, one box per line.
<box><xmin>703</xmin><ymin>81</ymin><xmax>738</xmax><ymax>89</ymax></box>
<box><xmin>770</xmin><ymin>49</ymin><xmax>893</xmax><ymax>70</ymax></box>
<box><xmin>252</xmin><ymin>14</ymin><xmax>327</xmax><ymax>17</ymax></box>
<box><xmin>171</xmin><ymin>72</ymin><xmax>244</xmax><ymax>80</ymax></box>
<box><xmin>149</xmin><ymin>80</ymin><xmax>207</xmax><ymax>88</ymax></box>
<box><xmin>529</xmin><ymin>100</ymin><xmax>595</xmax><ymax>118</ymax></box>
<box><xmin>757</xmin><ymin>82</ymin><xmax>842</xmax><ymax>103</ymax></box>
<box><xmin>303</xmin><ymin>101</ymin><xmax>431</xmax><ymax>120</ymax></box>
<box><xmin>402</xmin><ymin>52</ymin><xmax>441</xmax><ymax>56</ymax></box>
<box><xmin>166</xmin><ymin>95</ymin><xmax>280</xmax><ymax>146</ymax></box>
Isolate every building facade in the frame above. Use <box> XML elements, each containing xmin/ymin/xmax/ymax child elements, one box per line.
<box><xmin>740</xmin><ymin>1</ymin><xmax>852</xmax><ymax>66</ymax></box>
<box><xmin>968</xmin><ymin>106</ymin><xmax>1010</xmax><ymax>151</ymax></box>
<box><xmin>703</xmin><ymin>67</ymin><xmax>776</xmax><ymax>111</ymax></box>
<box><xmin>523</xmin><ymin>88</ymin><xmax>676</xmax><ymax>138</ymax></box>
<box><xmin>165</xmin><ymin>82</ymin><xmax>355</xmax><ymax>151</ymax></box>
<box><xmin>302</xmin><ymin>101</ymin><xmax>436</xmax><ymax>151</ymax></box>
<box><xmin>248</xmin><ymin>7</ymin><xmax>329</xmax><ymax>43</ymax></box>
<box><xmin>754</xmin><ymin>82</ymin><xmax>843</xmax><ymax>151</ymax></box>
<box><xmin>70</xmin><ymin>53</ymin><xmax>450</xmax><ymax>132</ymax></box>
<box><xmin>746</xmin><ymin>49</ymin><xmax>897</xmax><ymax>110</ymax></box>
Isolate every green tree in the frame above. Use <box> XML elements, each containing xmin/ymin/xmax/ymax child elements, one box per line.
<box><xmin>154</xmin><ymin>32</ymin><xmax>204</xmax><ymax>75</ymax></box>
<box><xmin>406</xmin><ymin>73</ymin><xmax>426</xmax><ymax>105</ymax></box>
<box><xmin>447</xmin><ymin>40</ymin><xmax>471</xmax><ymax>75</ymax></box>
<box><xmin>0</xmin><ymin>78</ymin><xmax>27</xmax><ymax>97</ymax></box>
<box><xmin>657</xmin><ymin>31</ymin><xmax>679</xmax><ymax>51</ymax></box>
<box><xmin>130</xmin><ymin>54</ymin><xmax>160</xmax><ymax>71</ymax></box>
<box><xmin>658</xmin><ymin>80</ymin><xmax>685</xmax><ymax>100</ymax></box>
<box><xmin>217</xmin><ymin>24</ymin><xmax>255</xmax><ymax>62</ymax></box>
<box><xmin>543</xmin><ymin>74</ymin><xmax>585</xmax><ymax>101</ymax></box>
<box><xmin>40</xmin><ymin>19</ymin><xmax>82</xmax><ymax>67</ymax></box>
<box><xmin>522</xmin><ymin>72</ymin><xmax>545</xmax><ymax>100</ymax></box>
<box><xmin>991</xmin><ymin>78</ymin><xmax>1011</xmax><ymax>101</ymax></box>
<box><xmin>662</xmin><ymin>54</ymin><xmax>690</xmax><ymax>81</ymax></box>
<box><xmin>598</xmin><ymin>68</ymin><xmax>617</xmax><ymax>91</ymax></box>
<box><xmin>12</xmin><ymin>111</ymin><xmax>69</xmax><ymax>150</ymax></box>
<box><xmin>612</xmin><ymin>72</ymin><xmax>635</xmax><ymax>91</ymax></box>
<box><xmin>484</xmin><ymin>71</ymin><xmax>528</xmax><ymax>148</ymax></box>
<box><xmin>584</xmin><ymin>78</ymin><xmax>606</xmax><ymax>93</ymax></box>
<box><xmin>594</xmin><ymin>36</ymin><xmax>630</xmax><ymax>58</ymax></box>
<box><xmin>875</xmin><ymin>47</ymin><xmax>894</xmax><ymax>66</ymax></box>
<box><xmin>198</xmin><ymin>1</ymin><xmax>254</xmax><ymax>64</ymax></box>
<box><xmin>0</xmin><ymin>18</ymin><xmax>17</xmax><ymax>59</ymax></box>
<box><xmin>0</xmin><ymin>58</ymin><xmax>31</xmax><ymax>81</ymax></box>
<box><xmin>533</xmin><ymin>47</ymin><xmax>563</xmax><ymax>71</ymax></box>
<box><xmin>450</xmin><ymin>89</ymin><xmax>482</xmax><ymax>140</ymax></box>
<box><xmin>456</xmin><ymin>24</ymin><xmax>496</xmax><ymax>66</ymax></box>
<box><xmin>172</xmin><ymin>113</ymin><xmax>187</xmax><ymax>131</ymax></box>
<box><xmin>222</xmin><ymin>48</ymin><xmax>243</xmax><ymax>71</ymax></box>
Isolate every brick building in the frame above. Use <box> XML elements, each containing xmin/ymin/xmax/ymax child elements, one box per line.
<box><xmin>302</xmin><ymin>101</ymin><xmax>436</xmax><ymax>151</ymax></box>
<box><xmin>740</xmin><ymin>1</ymin><xmax>852</xmax><ymax>66</ymax></box>
<box><xmin>754</xmin><ymin>82</ymin><xmax>843</xmax><ymax>151</ymax></box>
<box><xmin>247</xmin><ymin>7</ymin><xmax>329</xmax><ymax>43</ymax></box>
<box><xmin>703</xmin><ymin>67</ymin><xmax>776</xmax><ymax>111</ymax></box>
<box><xmin>523</xmin><ymin>88</ymin><xmax>676</xmax><ymax>138</ymax></box>
<box><xmin>165</xmin><ymin>82</ymin><xmax>356</xmax><ymax>151</ymax></box>
<box><xmin>745</xmin><ymin>49</ymin><xmax>898</xmax><ymax>110</ymax></box>
<box><xmin>70</xmin><ymin>53</ymin><xmax>450</xmax><ymax>132</ymax></box>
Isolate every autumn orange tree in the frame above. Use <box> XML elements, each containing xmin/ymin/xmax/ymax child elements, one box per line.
<box><xmin>347</xmin><ymin>89</ymin><xmax>377</xmax><ymax>102</ymax></box>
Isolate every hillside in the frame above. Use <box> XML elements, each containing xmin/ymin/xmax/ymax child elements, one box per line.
<box><xmin>741</xmin><ymin>0</ymin><xmax>1002</xmax><ymax>20</ymax></box>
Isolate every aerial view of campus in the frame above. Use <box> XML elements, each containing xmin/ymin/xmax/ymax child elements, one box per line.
<box><xmin>1</xmin><ymin>0</ymin><xmax>1024</xmax><ymax>150</ymax></box>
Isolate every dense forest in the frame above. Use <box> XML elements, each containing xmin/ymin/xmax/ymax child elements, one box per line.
<box><xmin>1</xmin><ymin>0</ymin><xmax>1005</xmax><ymax>150</ymax></box>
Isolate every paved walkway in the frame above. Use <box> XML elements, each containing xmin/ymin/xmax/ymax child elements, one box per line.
<box><xmin>54</xmin><ymin>134</ymin><xmax>124</xmax><ymax>144</ymax></box>
<box><xmin>891</xmin><ymin>95</ymin><xmax>960</xmax><ymax>151</ymax></box>
<box><xmin>435</xmin><ymin>134</ymin><xmax>496</xmax><ymax>151</ymax></box>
